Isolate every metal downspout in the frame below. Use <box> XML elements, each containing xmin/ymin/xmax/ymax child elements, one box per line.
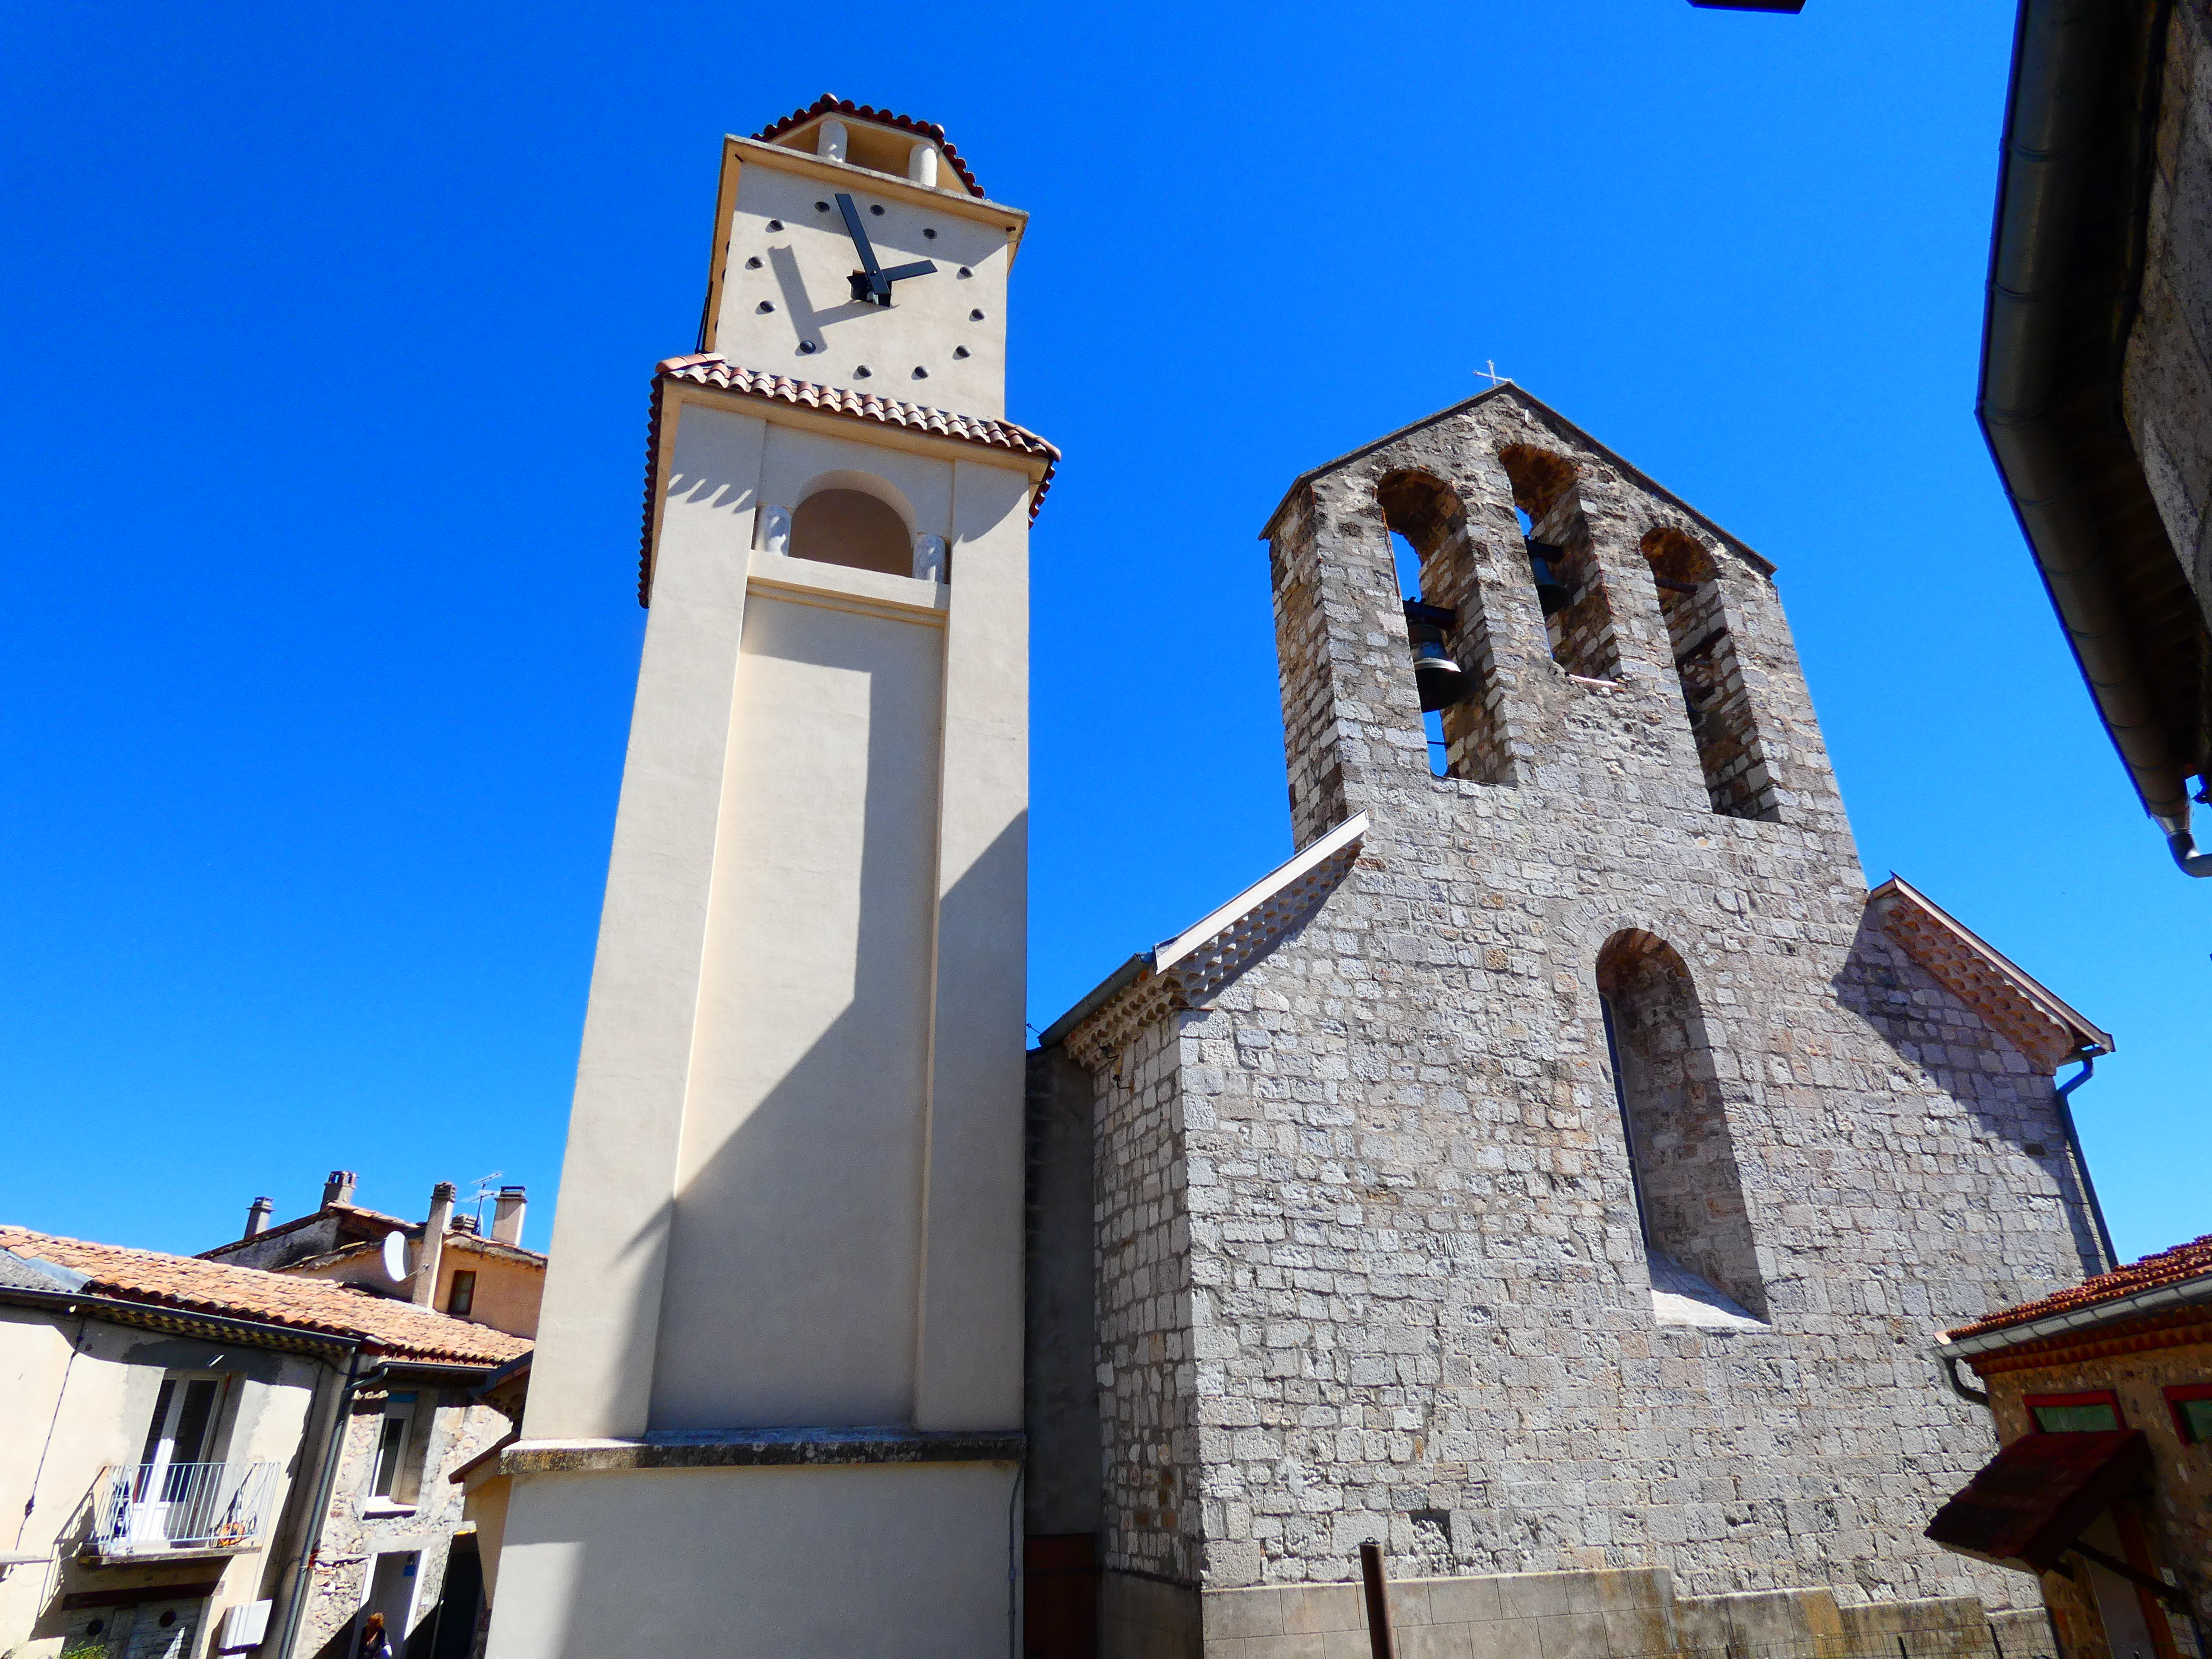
<box><xmin>1977</xmin><ymin>0</ymin><xmax>2211</xmax><ymax>874</ymax></box>
<box><xmin>2055</xmin><ymin>1049</ymin><xmax>2120</xmax><ymax>1273</ymax></box>
<box><xmin>275</xmin><ymin>1348</ymin><xmax>387</xmax><ymax>1659</ymax></box>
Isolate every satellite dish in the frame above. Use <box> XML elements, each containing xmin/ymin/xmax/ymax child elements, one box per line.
<box><xmin>381</xmin><ymin>1231</ymin><xmax>409</xmax><ymax>1284</ymax></box>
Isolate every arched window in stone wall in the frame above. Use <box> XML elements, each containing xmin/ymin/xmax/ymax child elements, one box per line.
<box><xmin>1375</xmin><ymin>469</ymin><xmax>1509</xmax><ymax>785</ymax></box>
<box><xmin>1496</xmin><ymin>444</ymin><xmax>1618</xmax><ymax>681</ymax></box>
<box><xmin>1597</xmin><ymin>930</ymin><xmax>1766</xmax><ymax>1322</ymax></box>
<box><xmin>1640</xmin><ymin>529</ymin><xmax>1775</xmax><ymax>820</ymax></box>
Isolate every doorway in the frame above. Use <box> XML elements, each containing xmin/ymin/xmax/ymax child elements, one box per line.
<box><xmin>360</xmin><ymin>1551</ymin><xmax>421</xmax><ymax>1654</ymax></box>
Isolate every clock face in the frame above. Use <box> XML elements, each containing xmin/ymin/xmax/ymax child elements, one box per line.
<box><xmin>713</xmin><ymin>154</ymin><xmax>1012</xmax><ymax>418</ymax></box>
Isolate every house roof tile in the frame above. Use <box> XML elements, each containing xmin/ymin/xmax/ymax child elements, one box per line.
<box><xmin>637</xmin><ymin>354</ymin><xmax>1059</xmax><ymax>605</ymax></box>
<box><xmin>1945</xmin><ymin>1233</ymin><xmax>2212</xmax><ymax>1341</ymax></box>
<box><xmin>0</xmin><ymin>1225</ymin><xmax>530</xmax><ymax>1367</ymax></box>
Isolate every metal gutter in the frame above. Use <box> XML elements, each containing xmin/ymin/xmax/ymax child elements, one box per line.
<box><xmin>1937</xmin><ymin>1269</ymin><xmax>2212</xmax><ymax>1358</ymax></box>
<box><xmin>1977</xmin><ymin>0</ymin><xmax>2209</xmax><ymax>871</ymax></box>
<box><xmin>1034</xmin><ymin>953</ymin><xmax>1150</xmax><ymax>1051</ymax></box>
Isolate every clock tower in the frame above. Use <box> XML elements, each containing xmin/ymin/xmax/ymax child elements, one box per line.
<box><xmin>478</xmin><ymin>97</ymin><xmax>1054</xmax><ymax>1659</ymax></box>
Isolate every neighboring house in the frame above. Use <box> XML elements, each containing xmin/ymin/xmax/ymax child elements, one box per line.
<box><xmin>201</xmin><ymin>1176</ymin><xmax>542</xmax><ymax>1340</ymax></box>
<box><xmin>0</xmin><ymin>1225</ymin><xmax>527</xmax><ymax>1659</ymax></box>
<box><xmin>1929</xmin><ymin>1235</ymin><xmax>2212</xmax><ymax>1659</ymax></box>
<box><xmin>1981</xmin><ymin>0</ymin><xmax>2212</xmax><ymax>875</ymax></box>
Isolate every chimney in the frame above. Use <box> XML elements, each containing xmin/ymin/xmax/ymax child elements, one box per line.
<box><xmin>244</xmin><ymin>1197</ymin><xmax>274</xmax><ymax>1238</ymax></box>
<box><xmin>414</xmin><ymin>1182</ymin><xmax>457</xmax><ymax>1308</ymax></box>
<box><xmin>322</xmin><ymin>1170</ymin><xmax>359</xmax><ymax>1209</ymax></box>
<box><xmin>491</xmin><ymin>1185</ymin><xmax>527</xmax><ymax>1247</ymax></box>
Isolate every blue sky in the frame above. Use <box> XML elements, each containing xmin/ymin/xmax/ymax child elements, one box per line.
<box><xmin>2</xmin><ymin>0</ymin><xmax>2203</xmax><ymax>1266</ymax></box>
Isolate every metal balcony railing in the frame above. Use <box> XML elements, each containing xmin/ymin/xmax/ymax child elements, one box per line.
<box><xmin>88</xmin><ymin>1461</ymin><xmax>279</xmax><ymax>1559</ymax></box>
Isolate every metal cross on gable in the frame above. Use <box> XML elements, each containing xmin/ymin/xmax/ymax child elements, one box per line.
<box><xmin>1474</xmin><ymin>360</ymin><xmax>1510</xmax><ymax>388</ymax></box>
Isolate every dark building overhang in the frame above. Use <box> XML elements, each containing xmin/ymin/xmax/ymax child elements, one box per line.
<box><xmin>1979</xmin><ymin>0</ymin><xmax>2212</xmax><ymax>870</ymax></box>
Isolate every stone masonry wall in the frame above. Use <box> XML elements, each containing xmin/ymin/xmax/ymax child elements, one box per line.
<box><xmin>1095</xmin><ymin>1013</ymin><xmax>1204</xmax><ymax>1590</ymax></box>
<box><xmin>1083</xmin><ymin>389</ymin><xmax>2105</xmax><ymax>1633</ymax></box>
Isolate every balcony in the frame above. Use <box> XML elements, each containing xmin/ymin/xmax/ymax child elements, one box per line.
<box><xmin>83</xmin><ymin>1462</ymin><xmax>280</xmax><ymax>1564</ymax></box>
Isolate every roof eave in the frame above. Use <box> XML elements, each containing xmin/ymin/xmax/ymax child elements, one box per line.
<box><xmin>1939</xmin><ymin>1267</ymin><xmax>2212</xmax><ymax>1357</ymax></box>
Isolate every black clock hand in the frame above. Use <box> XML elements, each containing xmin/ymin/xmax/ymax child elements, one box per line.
<box><xmin>835</xmin><ymin>193</ymin><xmax>937</xmax><ymax>305</ymax></box>
<box><xmin>835</xmin><ymin>192</ymin><xmax>894</xmax><ymax>304</ymax></box>
<box><xmin>835</xmin><ymin>192</ymin><xmax>881</xmax><ymax>276</ymax></box>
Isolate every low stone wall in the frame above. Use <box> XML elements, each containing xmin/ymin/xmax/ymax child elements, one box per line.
<box><xmin>1102</xmin><ymin>1565</ymin><xmax>2036</xmax><ymax>1659</ymax></box>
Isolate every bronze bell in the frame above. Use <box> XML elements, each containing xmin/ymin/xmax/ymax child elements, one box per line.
<box><xmin>1403</xmin><ymin>599</ymin><xmax>1474</xmax><ymax>712</ymax></box>
<box><xmin>1526</xmin><ymin>539</ymin><xmax>1570</xmax><ymax>617</ymax></box>
<box><xmin>1411</xmin><ymin>639</ymin><xmax>1469</xmax><ymax>712</ymax></box>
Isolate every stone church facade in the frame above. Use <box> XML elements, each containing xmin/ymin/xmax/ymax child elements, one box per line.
<box><xmin>1026</xmin><ymin>385</ymin><xmax>2113</xmax><ymax>1656</ymax></box>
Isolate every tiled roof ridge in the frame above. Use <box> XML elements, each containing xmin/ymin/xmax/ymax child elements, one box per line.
<box><xmin>637</xmin><ymin>354</ymin><xmax>1059</xmax><ymax>606</ymax></box>
<box><xmin>287</xmin><ymin>1232</ymin><xmax>546</xmax><ymax>1272</ymax></box>
<box><xmin>1050</xmin><ymin>813</ymin><xmax>1369</xmax><ymax>1071</ymax></box>
<box><xmin>0</xmin><ymin>1224</ymin><xmax>528</xmax><ymax>1366</ymax></box>
<box><xmin>750</xmin><ymin>93</ymin><xmax>986</xmax><ymax>199</ymax></box>
<box><xmin>1945</xmin><ymin>1232</ymin><xmax>2212</xmax><ymax>1341</ymax></box>
<box><xmin>1868</xmin><ymin>875</ymin><xmax>2111</xmax><ymax>1073</ymax></box>
<box><xmin>194</xmin><ymin>1199</ymin><xmax>419</xmax><ymax>1259</ymax></box>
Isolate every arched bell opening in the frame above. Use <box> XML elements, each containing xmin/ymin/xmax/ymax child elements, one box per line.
<box><xmin>1374</xmin><ymin>469</ymin><xmax>1508</xmax><ymax>784</ymax></box>
<box><xmin>1497</xmin><ymin>444</ymin><xmax>1618</xmax><ymax>681</ymax></box>
<box><xmin>791</xmin><ymin>473</ymin><xmax>922</xmax><ymax>578</ymax></box>
<box><xmin>1596</xmin><ymin>930</ymin><xmax>1767</xmax><ymax>1324</ymax></box>
<box><xmin>1640</xmin><ymin>527</ymin><xmax>1776</xmax><ymax>821</ymax></box>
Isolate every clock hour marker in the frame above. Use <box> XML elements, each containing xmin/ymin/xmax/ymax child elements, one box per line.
<box><xmin>912</xmin><ymin>366</ymin><xmax>928</xmax><ymax>379</ymax></box>
<box><xmin>970</xmin><ymin>309</ymin><xmax>985</xmax><ymax>321</ymax></box>
<box><xmin>855</xmin><ymin>366</ymin><xmax>872</xmax><ymax>378</ymax></box>
<box><xmin>953</xmin><ymin>346</ymin><xmax>970</xmax><ymax>359</ymax></box>
<box><xmin>869</xmin><ymin>204</ymin><xmax>885</xmax><ymax>216</ymax></box>
<box><xmin>757</xmin><ymin>301</ymin><xmax>774</xmax><ymax>313</ymax></box>
<box><xmin>745</xmin><ymin>256</ymin><xmax>762</xmax><ymax>269</ymax></box>
<box><xmin>957</xmin><ymin>267</ymin><xmax>972</xmax><ymax>278</ymax></box>
<box><xmin>815</xmin><ymin>201</ymin><xmax>830</xmax><ymax>211</ymax></box>
<box><xmin>766</xmin><ymin>220</ymin><xmax>783</xmax><ymax>231</ymax></box>
<box><xmin>924</xmin><ymin>228</ymin><xmax>937</xmax><ymax>239</ymax></box>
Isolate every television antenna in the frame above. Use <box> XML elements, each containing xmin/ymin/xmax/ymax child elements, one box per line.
<box><xmin>460</xmin><ymin>1170</ymin><xmax>504</xmax><ymax>1231</ymax></box>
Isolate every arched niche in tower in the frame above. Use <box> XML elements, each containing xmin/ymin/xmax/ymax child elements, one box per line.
<box><xmin>1496</xmin><ymin>443</ymin><xmax>1618</xmax><ymax>681</ymax></box>
<box><xmin>1640</xmin><ymin>527</ymin><xmax>1776</xmax><ymax>821</ymax></box>
<box><xmin>1596</xmin><ymin>929</ymin><xmax>1767</xmax><ymax>1322</ymax></box>
<box><xmin>791</xmin><ymin>472</ymin><xmax>923</xmax><ymax>578</ymax></box>
<box><xmin>1374</xmin><ymin>468</ymin><xmax>1509</xmax><ymax>785</ymax></box>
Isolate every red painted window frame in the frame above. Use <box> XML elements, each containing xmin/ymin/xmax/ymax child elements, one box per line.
<box><xmin>2165</xmin><ymin>1382</ymin><xmax>2212</xmax><ymax>1443</ymax></box>
<box><xmin>2024</xmin><ymin>1388</ymin><xmax>2124</xmax><ymax>1431</ymax></box>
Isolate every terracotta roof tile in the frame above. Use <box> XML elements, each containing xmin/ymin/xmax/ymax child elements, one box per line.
<box><xmin>751</xmin><ymin>93</ymin><xmax>986</xmax><ymax>199</ymax></box>
<box><xmin>0</xmin><ymin>1225</ymin><xmax>530</xmax><ymax>1367</ymax></box>
<box><xmin>637</xmin><ymin>354</ymin><xmax>1059</xmax><ymax>605</ymax></box>
<box><xmin>1945</xmin><ymin>1233</ymin><xmax>2212</xmax><ymax>1340</ymax></box>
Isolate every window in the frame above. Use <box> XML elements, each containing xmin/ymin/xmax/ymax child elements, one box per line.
<box><xmin>1375</xmin><ymin>469</ymin><xmax>1508</xmax><ymax>785</ymax></box>
<box><xmin>1639</xmin><ymin>527</ymin><xmax>1777</xmax><ymax>821</ymax></box>
<box><xmin>2027</xmin><ymin>1390</ymin><xmax>2123</xmax><ymax>1433</ymax></box>
<box><xmin>790</xmin><ymin>487</ymin><xmax>914</xmax><ymax>576</ymax></box>
<box><xmin>445</xmin><ymin>1270</ymin><xmax>476</xmax><ymax>1317</ymax></box>
<box><xmin>2164</xmin><ymin>1383</ymin><xmax>2212</xmax><ymax>1443</ymax></box>
<box><xmin>368</xmin><ymin>1393</ymin><xmax>423</xmax><ymax>1506</ymax></box>
<box><xmin>1497</xmin><ymin>444</ymin><xmax>1618</xmax><ymax>681</ymax></box>
<box><xmin>1598</xmin><ymin>929</ymin><xmax>1766</xmax><ymax>1322</ymax></box>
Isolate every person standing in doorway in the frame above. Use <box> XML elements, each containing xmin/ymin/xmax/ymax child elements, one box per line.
<box><xmin>357</xmin><ymin>1611</ymin><xmax>394</xmax><ymax>1659</ymax></box>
